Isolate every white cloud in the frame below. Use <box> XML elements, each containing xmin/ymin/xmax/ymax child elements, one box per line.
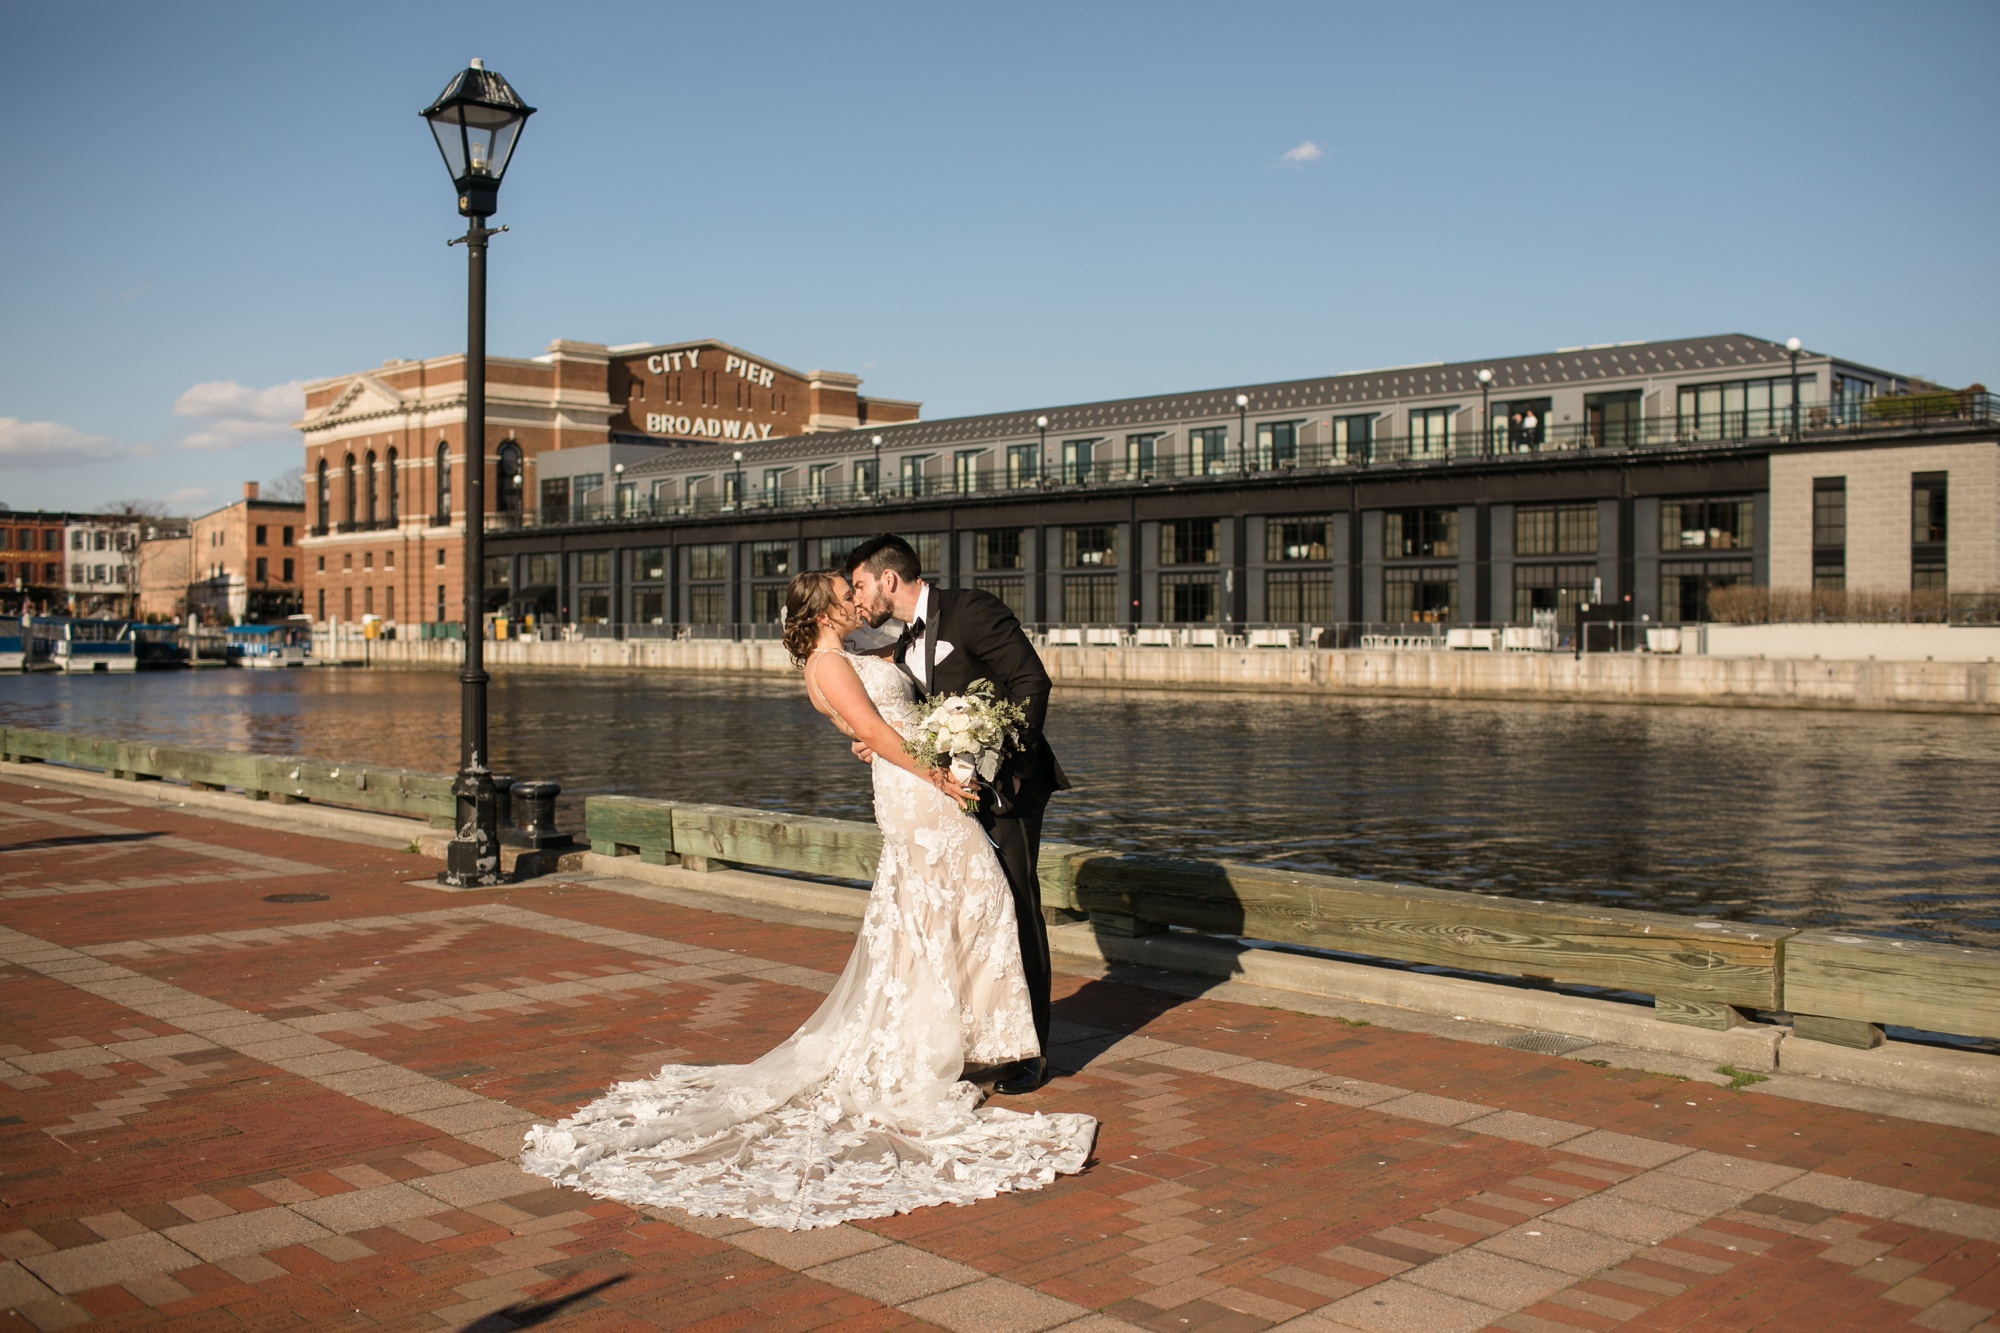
<box><xmin>173</xmin><ymin>379</ymin><xmax>306</xmax><ymax>452</ymax></box>
<box><xmin>1279</xmin><ymin>140</ymin><xmax>1324</xmax><ymax>165</ymax></box>
<box><xmin>161</xmin><ymin>487</ymin><xmax>213</xmax><ymax>514</ymax></box>
<box><xmin>0</xmin><ymin>417</ymin><xmax>124</xmax><ymax>469</ymax></box>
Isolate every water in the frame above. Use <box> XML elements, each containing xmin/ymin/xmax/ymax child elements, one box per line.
<box><xmin>4</xmin><ymin>667</ymin><xmax>1997</xmax><ymax>946</ymax></box>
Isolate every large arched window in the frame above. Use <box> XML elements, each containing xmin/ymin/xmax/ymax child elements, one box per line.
<box><xmin>434</xmin><ymin>441</ymin><xmax>451</xmax><ymax>521</ymax></box>
<box><xmin>385</xmin><ymin>448</ymin><xmax>399</xmax><ymax>523</ymax></box>
<box><xmin>495</xmin><ymin>440</ymin><xmax>523</xmax><ymax>513</ymax></box>
<box><xmin>343</xmin><ymin>454</ymin><xmax>357</xmax><ymax>529</ymax></box>
<box><xmin>364</xmin><ymin>450</ymin><xmax>378</xmax><ymax>527</ymax></box>
<box><xmin>315</xmin><ymin>458</ymin><xmax>329</xmax><ymax>530</ymax></box>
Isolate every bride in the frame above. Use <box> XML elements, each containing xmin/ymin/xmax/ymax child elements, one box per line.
<box><xmin>521</xmin><ymin>569</ymin><xmax>1097</xmax><ymax>1230</ymax></box>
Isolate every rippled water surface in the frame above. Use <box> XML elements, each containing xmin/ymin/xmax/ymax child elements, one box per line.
<box><xmin>4</xmin><ymin>667</ymin><xmax>1996</xmax><ymax>945</ymax></box>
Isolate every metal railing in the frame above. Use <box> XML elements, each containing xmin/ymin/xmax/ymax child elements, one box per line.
<box><xmin>478</xmin><ymin>392</ymin><xmax>2000</xmax><ymax>533</ymax></box>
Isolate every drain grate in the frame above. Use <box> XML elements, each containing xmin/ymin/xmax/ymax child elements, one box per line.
<box><xmin>262</xmin><ymin>893</ymin><xmax>329</xmax><ymax>904</ymax></box>
<box><xmin>1500</xmin><ymin>1031</ymin><xmax>1596</xmax><ymax>1056</ymax></box>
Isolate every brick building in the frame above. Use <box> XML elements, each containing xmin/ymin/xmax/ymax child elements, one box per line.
<box><xmin>293</xmin><ymin>338</ymin><xmax>916</xmax><ymax>630</ymax></box>
<box><xmin>0</xmin><ymin>511</ymin><xmax>72</xmax><ymax>612</ymax></box>
<box><xmin>135</xmin><ymin>519</ymin><xmax>194</xmax><ymax>621</ymax></box>
<box><xmin>186</xmin><ymin>483</ymin><xmax>306</xmax><ymax>625</ymax></box>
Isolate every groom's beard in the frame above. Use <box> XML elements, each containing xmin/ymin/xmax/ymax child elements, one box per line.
<box><xmin>859</xmin><ymin>590</ymin><xmax>893</xmax><ymax>628</ymax></box>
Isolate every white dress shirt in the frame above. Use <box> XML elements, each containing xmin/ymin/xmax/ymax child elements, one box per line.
<box><xmin>904</xmin><ymin>583</ymin><xmax>934</xmax><ymax>687</ymax></box>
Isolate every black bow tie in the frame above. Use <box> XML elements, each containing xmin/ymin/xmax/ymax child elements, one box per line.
<box><xmin>896</xmin><ymin>617</ymin><xmax>926</xmax><ymax>652</ymax></box>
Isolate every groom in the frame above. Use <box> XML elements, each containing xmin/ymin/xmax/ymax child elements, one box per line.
<box><xmin>845</xmin><ymin>534</ymin><xmax>1068</xmax><ymax>1095</ymax></box>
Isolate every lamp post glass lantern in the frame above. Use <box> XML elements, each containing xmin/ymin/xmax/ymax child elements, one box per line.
<box><xmin>423</xmin><ymin>59</ymin><xmax>535</xmax><ymax>888</ymax></box>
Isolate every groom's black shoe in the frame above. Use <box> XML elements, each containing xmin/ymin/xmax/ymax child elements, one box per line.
<box><xmin>994</xmin><ymin>1057</ymin><xmax>1050</xmax><ymax>1096</ymax></box>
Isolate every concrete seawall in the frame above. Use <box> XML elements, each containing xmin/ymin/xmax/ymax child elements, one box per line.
<box><xmin>341</xmin><ymin>635</ymin><xmax>2000</xmax><ymax>712</ymax></box>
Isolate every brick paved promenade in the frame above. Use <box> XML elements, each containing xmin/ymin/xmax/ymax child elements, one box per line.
<box><xmin>3</xmin><ymin>774</ymin><xmax>1999</xmax><ymax>1333</ymax></box>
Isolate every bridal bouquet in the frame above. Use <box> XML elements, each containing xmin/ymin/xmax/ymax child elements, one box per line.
<box><xmin>903</xmin><ymin>678</ymin><xmax>1029</xmax><ymax>811</ymax></box>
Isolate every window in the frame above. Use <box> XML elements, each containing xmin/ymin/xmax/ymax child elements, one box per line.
<box><xmin>854</xmin><ymin>458</ymin><xmax>878</xmax><ymax>498</ymax></box>
<box><xmin>255</xmin><ymin>557</ymin><xmax>268</xmax><ymax>582</ymax></box>
<box><xmin>256</xmin><ymin>525</ymin><xmax>268</xmax><ymax>546</ymax></box>
<box><xmin>652</xmin><ymin>479</ymin><xmax>678</xmax><ymax>510</ymax></box>
<box><xmin>364</xmin><ymin>450</ymin><xmax>378</xmax><ymax>526</ymax></box>
<box><xmin>1265</xmin><ymin>518</ymin><xmax>1329</xmax><ymax>563</ymax></box>
<box><xmin>1585</xmin><ymin>391</ymin><xmax>1642</xmax><ymax>449</ymax></box>
<box><xmin>385</xmin><ymin>447</ymin><xmax>399</xmax><ymax>522</ymax></box>
<box><xmin>282</xmin><ymin>558</ymin><xmax>294</xmax><ymax>582</ymax></box>
<box><xmin>1662</xmin><ymin>559</ymin><xmax>1752</xmax><ymax>622</ymax></box>
<box><xmin>1812</xmin><ymin>478</ymin><xmax>1846</xmax><ymax>591</ymax></box>
<box><xmin>283</xmin><ymin>526</ymin><xmax>294</xmax><ymax>545</ymax></box>
<box><xmin>901</xmin><ymin>533</ymin><xmax>944</xmax><ymax>577</ymax></box>
<box><xmin>616</xmin><ymin>481</ymin><xmax>637</xmax><ymax>517</ymax></box>
<box><xmin>974</xmin><ymin>530</ymin><xmax>1023</xmax><ymax>572</ymax></box>
<box><xmin>524</xmin><ymin>554</ymin><xmax>561</xmax><ymax>587</ymax></box>
<box><xmin>634</xmin><ymin>589</ymin><xmax>666</xmax><ymax>624</ymax></box>
<box><xmin>1189</xmin><ymin>427</ymin><xmax>1228</xmax><ymax>476</ymax></box>
<box><xmin>316</xmin><ymin>461</ymin><xmax>331</xmax><ymax>529</ymax></box>
<box><xmin>572</xmin><ymin>472</ymin><xmax>605</xmax><ymax>514</ymax></box>
<box><xmin>577</xmin><ymin>551</ymin><xmax>612</xmax><ymax>583</ymax></box>
<box><xmin>750</xmin><ymin>541</ymin><xmax>790</xmax><ymax>579</ymax></box>
<box><xmin>496</xmin><ymin>441</ymin><xmax>523</xmax><ymax>513</ymax></box>
<box><xmin>1126</xmin><ymin>433</ymin><xmax>1160</xmax><ymax>478</ymax></box>
<box><xmin>71</xmin><ymin>532</ymin><xmax>84</xmax><ymax>550</ymax></box>
<box><xmin>1677</xmin><ymin>376</ymin><xmax>1816</xmax><ymax>441</ymax></box>
<box><xmin>1265</xmin><ymin>571</ymin><xmax>1332</xmax><ymax>623</ymax></box>
<box><xmin>688</xmin><ymin>585</ymin><xmax>728</xmax><ymax>624</ymax></box>
<box><xmin>343</xmin><ymin>454</ymin><xmax>358</xmax><ymax>527</ymax></box>
<box><xmin>1332</xmin><ymin>415</ymin><xmax>1373</xmax><ymax>465</ymax></box>
<box><xmin>436</xmin><ymin>548</ymin><xmax>446</xmax><ymax>566</ymax></box>
<box><xmin>1161</xmin><ymin>519</ymin><xmax>1218</xmax><ymax>566</ymax></box>
<box><xmin>577</xmin><ymin>590</ymin><xmax>611</xmax><ymax>624</ymax></box>
<box><xmin>1913</xmin><ymin>471</ymin><xmax>1947</xmax><ymax>591</ymax></box>
<box><xmin>808</xmin><ymin>463</ymin><xmax>835</xmax><ymax>503</ymax></box>
<box><xmin>1006</xmin><ymin>444</ymin><xmax>1040</xmax><ymax>488</ymax></box>
<box><xmin>435</xmin><ymin>442</ymin><xmax>451</xmax><ymax>519</ymax></box>
<box><xmin>1660</xmin><ymin>498</ymin><xmax>1754</xmax><ymax>552</ymax></box>
<box><xmin>1385</xmin><ymin>567</ymin><xmax>1456</xmax><ymax>623</ymax></box>
<box><xmin>1514</xmin><ymin>505</ymin><xmax>1598</xmax><ymax>556</ymax></box>
<box><xmin>1063</xmin><ymin>526</ymin><xmax>1116</xmax><ymax>568</ymax></box>
<box><xmin>1161</xmin><ymin>572</ymin><xmax>1220</xmax><ymax>623</ymax></box>
<box><xmin>363</xmin><ymin>551</ymin><xmax>373</xmax><ymax>570</ymax></box>
<box><xmin>1062</xmin><ymin>575</ymin><xmax>1119</xmax><ymax>623</ymax></box>
<box><xmin>435</xmin><ymin>584</ymin><xmax>445</xmax><ymax>620</ymax></box>
<box><xmin>1912</xmin><ymin>472</ymin><xmax>1948</xmax><ymax>545</ymax></box>
<box><xmin>1255</xmin><ymin>421</ymin><xmax>1299</xmax><ymax>469</ymax></box>
<box><xmin>900</xmin><ymin>455</ymin><xmax>931</xmax><ymax>497</ymax></box>
<box><xmin>1384</xmin><ymin>508</ymin><xmax>1458</xmax><ymax>559</ymax></box>
<box><xmin>1407</xmin><ymin>407</ymin><xmax>1455</xmax><ymax>459</ymax></box>
<box><xmin>633</xmin><ymin>548</ymin><xmax>666</xmax><ymax>581</ymax></box>
<box><xmin>1489</xmin><ymin>398</ymin><xmax>1549</xmax><ymax>453</ymax></box>
<box><xmin>540</xmin><ymin>476</ymin><xmax>571</xmax><ymax>522</ymax></box>
<box><xmin>974</xmin><ymin>577</ymin><xmax>1026</xmax><ymax>621</ymax></box>
<box><xmin>764</xmin><ymin>468</ymin><xmax>785</xmax><ymax>506</ymax></box>
<box><xmin>1061</xmin><ymin>439</ymin><xmax>1098</xmax><ymax>484</ymax></box>
<box><xmin>1513</xmin><ymin>564</ymin><xmax>1596</xmax><ymax>624</ymax></box>
<box><xmin>687</xmin><ymin>544</ymin><xmax>730</xmax><ymax>581</ymax></box>
<box><xmin>953</xmin><ymin>450</ymin><xmax>982</xmax><ymax>493</ymax></box>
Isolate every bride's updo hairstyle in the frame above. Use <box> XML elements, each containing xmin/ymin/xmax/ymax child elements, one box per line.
<box><xmin>783</xmin><ymin>569</ymin><xmax>845</xmax><ymax>668</ymax></box>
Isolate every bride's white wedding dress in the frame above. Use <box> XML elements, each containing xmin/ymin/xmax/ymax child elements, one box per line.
<box><xmin>521</xmin><ymin>650</ymin><xmax>1097</xmax><ymax>1230</ymax></box>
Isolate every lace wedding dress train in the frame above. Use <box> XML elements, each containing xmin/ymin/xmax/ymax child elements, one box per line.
<box><xmin>521</xmin><ymin>651</ymin><xmax>1097</xmax><ymax>1230</ymax></box>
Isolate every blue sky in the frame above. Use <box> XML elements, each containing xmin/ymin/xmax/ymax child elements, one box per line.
<box><xmin>2</xmin><ymin>1</ymin><xmax>1995</xmax><ymax>516</ymax></box>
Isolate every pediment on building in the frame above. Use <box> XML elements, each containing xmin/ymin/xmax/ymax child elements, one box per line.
<box><xmin>308</xmin><ymin>374</ymin><xmax>407</xmax><ymax>425</ymax></box>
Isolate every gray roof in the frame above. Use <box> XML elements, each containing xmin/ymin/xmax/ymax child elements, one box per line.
<box><xmin>619</xmin><ymin>333</ymin><xmax>1882</xmax><ymax>477</ymax></box>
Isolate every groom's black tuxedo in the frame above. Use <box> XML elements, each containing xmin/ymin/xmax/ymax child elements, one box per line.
<box><xmin>896</xmin><ymin>584</ymin><xmax>1067</xmax><ymax>1049</ymax></box>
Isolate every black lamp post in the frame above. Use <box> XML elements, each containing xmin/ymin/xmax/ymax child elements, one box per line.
<box><xmin>1786</xmin><ymin>336</ymin><xmax>1803</xmax><ymax>437</ymax></box>
<box><xmin>423</xmin><ymin>58</ymin><xmax>535</xmax><ymax>888</ymax></box>
<box><xmin>870</xmin><ymin>434</ymin><xmax>882</xmax><ymax>499</ymax></box>
<box><xmin>1235</xmin><ymin>394</ymin><xmax>1250</xmax><ymax>472</ymax></box>
<box><xmin>1034</xmin><ymin>416</ymin><xmax>1049</xmax><ymax>485</ymax></box>
<box><xmin>1475</xmin><ymin>367</ymin><xmax>1493</xmax><ymax>456</ymax></box>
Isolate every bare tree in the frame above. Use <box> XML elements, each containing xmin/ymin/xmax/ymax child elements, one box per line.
<box><xmin>264</xmin><ymin>466</ymin><xmax>305</xmax><ymax>503</ymax></box>
<box><xmin>99</xmin><ymin>498</ymin><xmax>168</xmax><ymax>519</ymax></box>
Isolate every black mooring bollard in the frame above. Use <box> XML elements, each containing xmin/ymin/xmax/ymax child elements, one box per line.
<box><xmin>506</xmin><ymin>781</ymin><xmax>571</xmax><ymax>850</ymax></box>
<box><xmin>491</xmin><ymin>775</ymin><xmax>515</xmax><ymax>831</ymax></box>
